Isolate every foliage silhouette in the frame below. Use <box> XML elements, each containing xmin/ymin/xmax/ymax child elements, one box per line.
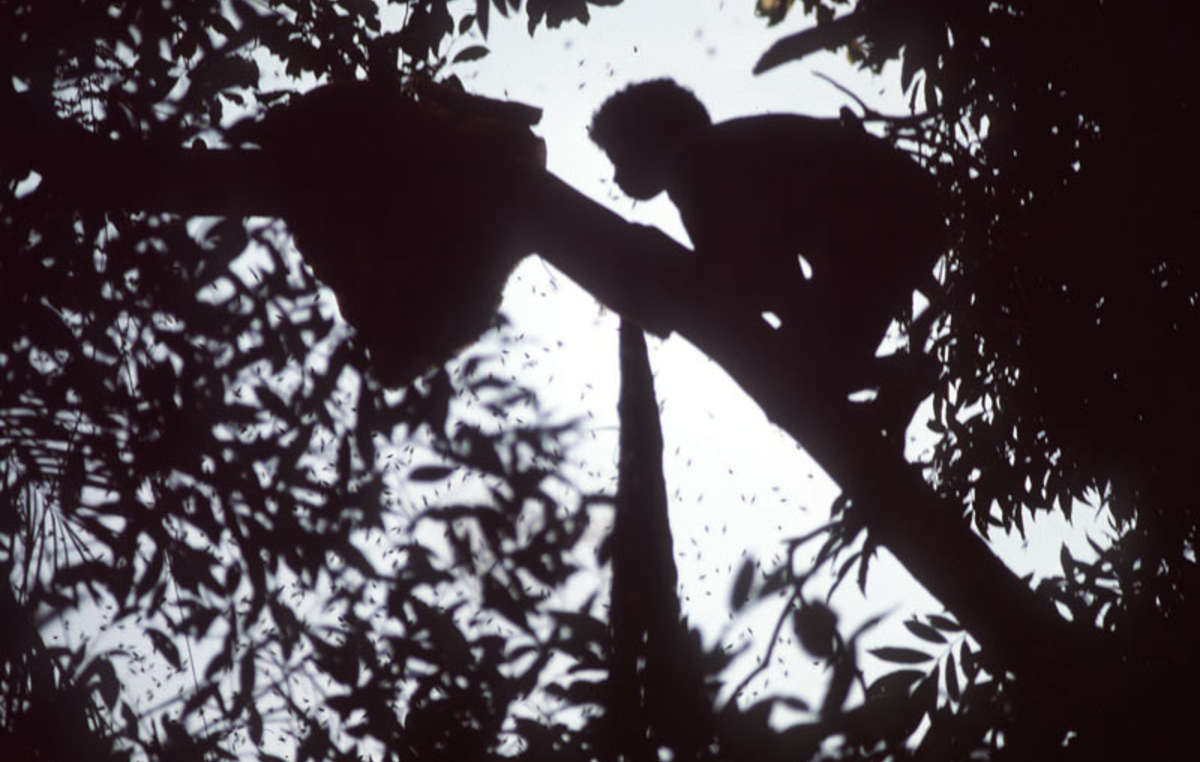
<box><xmin>0</xmin><ymin>1</ymin><xmax>622</xmax><ymax>761</ymax></box>
<box><xmin>3</xmin><ymin>0</ymin><xmax>1199</xmax><ymax>761</ymax></box>
<box><xmin>752</xmin><ymin>1</ymin><xmax>1200</xmax><ymax>759</ymax></box>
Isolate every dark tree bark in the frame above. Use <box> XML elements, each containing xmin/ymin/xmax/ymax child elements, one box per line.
<box><xmin>608</xmin><ymin>320</ymin><xmax>712</xmax><ymax>762</ymax></box>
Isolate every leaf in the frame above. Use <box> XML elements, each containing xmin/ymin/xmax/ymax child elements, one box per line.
<box><xmin>924</xmin><ymin>77</ymin><xmax>938</xmax><ymax>110</ymax></box>
<box><xmin>59</xmin><ymin>448</ymin><xmax>85</xmax><ymax>511</ymax></box>
<box><xmin>869</xmin><ymin>646</ymin><xmax>933</xmax><ymax>665</ymax></box>
<box><xmin>1060</xmin><ymin>545</ymin><xmax>1074</xmax><ymax>578</ymax></box>
<box><xmin>334</xmin><ymin>538</ymin><xmax>376</xmax><ymax>577</ymax></box>
<box><xmin>866</xmin><ymin>669</ymin><xmax>924</xmax><ymax>700</ymax></box>
<box><xmin>927</xmin><ymin>614</ymin><xmax>962</xmax><ymax>632</ymax></box>
<box><xmin>268</xmin><ymin>597</ymin><xmax>301</xmax><ymax>659</ymax></box>
<box><xmin>483</xmin><ymin>575</ymin><xmax>530</xmax><ymax>631</ymax></box>
<box><xmin>848</xmin><ymin>611</ymin><xmax>888</xmax><ymax>644</ymax></box>
<box><xmin>793</xmin><ymin>604</ymin><xmax>838</xmax><ymax>659</ymax></box>
<box><xmin>409</xmin><ymin>465</ymin><xmax>456</xmax><ymax>482</ymax></box>
<box><xmin>830</xmin><ymin>549</ymin><xmax>861</xmax><ymax>594</ymax></box>
<box><xmin>900</xmin><ymin>49</ymin><xmax>919</xmax><ymax>94</ymax></box>
<box><xmin>326</xmin><ymin>695</ymin><xmax>362</xmax><ymax>723</ymax></box>
<box><xmin>945</xmin><ymin>651</ymin><xmax>960</xmax><ymax>702</ymax></box>
<box><xmin>730</xmin><ymin>558</ymin><xmax>754</xmax><ymax>611</ymax></box>
<box><xmin>248</xmin><ymin>704</ymin><xmax>264</xmax><ymax>746</ymax></box>
<box><xmin>204</xmin><ymin>647</ymin><xmax>231</xmax><ymax>682</ymax></box>
<box><xmin>89</xmin><ymin>658</ymin><xmax>120</xmax><ymax>708</ymax></box>
<box><xmin>899</xmin><ymin>676</ymin><xmax>934</xmax><ymax>738</ymax></box>
<box><xmin>1059</xmin><ymin>488</ymin><xmax>1073</xmax><ymax>520</ymax></box>
<box><xmin>914</xmin><ymin>672</ymin><xmax>938</xmax><ymax>713</ymax></box>
<box><xmin>183</xmin><ymin>683</ymin><xmax>220</xmax><ymax>716</ymax></box>
<box><xmin>135</xmin><ymin>547</ymin><xmax>166</xmax><ymax>599</ymax></box>
<box><xmin>210</xmin><ymin>12</ymin><xmax>237</xmax><ymax>39</ymax></box>
<box><xmin>453</xmin><ymin>45</ymin><xmax>489</xmax><ymax>63</ymax></box>
<box><xmin>959</xmin><ymin>641</ymin><xmax>979</xmax><ymax>677</ymax></box>
<box><xmin>239</xmin><ymin>651</ymin><xmax>256</xmax><ymax>706</ymax></box>
<box><xmin>904</xmin><ymin>618</ymin><xmax>946</xmax><ymax>644</ymax></box>
<box><xmin>122</xmin><ymin>703</ymin><xmax>138</xmax><ymax>734</ymax></box>
<box><xmin>256</xmin><ymin>384</ymin><xmax>292</xmax><ymax>422</ymax></box>
<box><xmin>856</xmin><ymin>537</ymin><xmax>876</xmax><ymax>593</ymax></box>
<box><xmin>147</xmin><ymin>628</ymin><xmax>182</xmax><ymax>670</ymax></box>
<box><xmin>775</xmin><ymin>695</ymin><xmax>811</xmax><ymax>712</ymax></box>
<box><xmin>821</xmin><ymin>662</ymin><xmax>853</xmax><ymax>716</ymax></box>
<box><xmin>477</xmin><ymin>0</ymin><xmax>490</xmax><ymax>37</ymax></box>
<box><xmin>458</xmin><ymin>13</ymin><xmax>475</xmax><ymax>33</ymax></box>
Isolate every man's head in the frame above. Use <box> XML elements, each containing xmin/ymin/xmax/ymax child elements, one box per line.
<box><xmin>589</xmin><ymin>79</ymin><xmax>711</xmax><ymax>200</ymax></box>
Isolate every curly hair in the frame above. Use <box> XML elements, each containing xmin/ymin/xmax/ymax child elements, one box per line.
<box><xmin>589</xmin><ymin>79</ymin><xmax>711</xmax><ymax>154</ymax></box>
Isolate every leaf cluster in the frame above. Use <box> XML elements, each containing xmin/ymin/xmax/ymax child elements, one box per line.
<box><xmin>0</xmin><ymin>2</ymin><xmax>629</xmax><ymax>761</ymax></box>
<box><xmin>755</xmin><ymin>1</ymin><xmax>1200</xmax><ymax>758</ymax></box>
